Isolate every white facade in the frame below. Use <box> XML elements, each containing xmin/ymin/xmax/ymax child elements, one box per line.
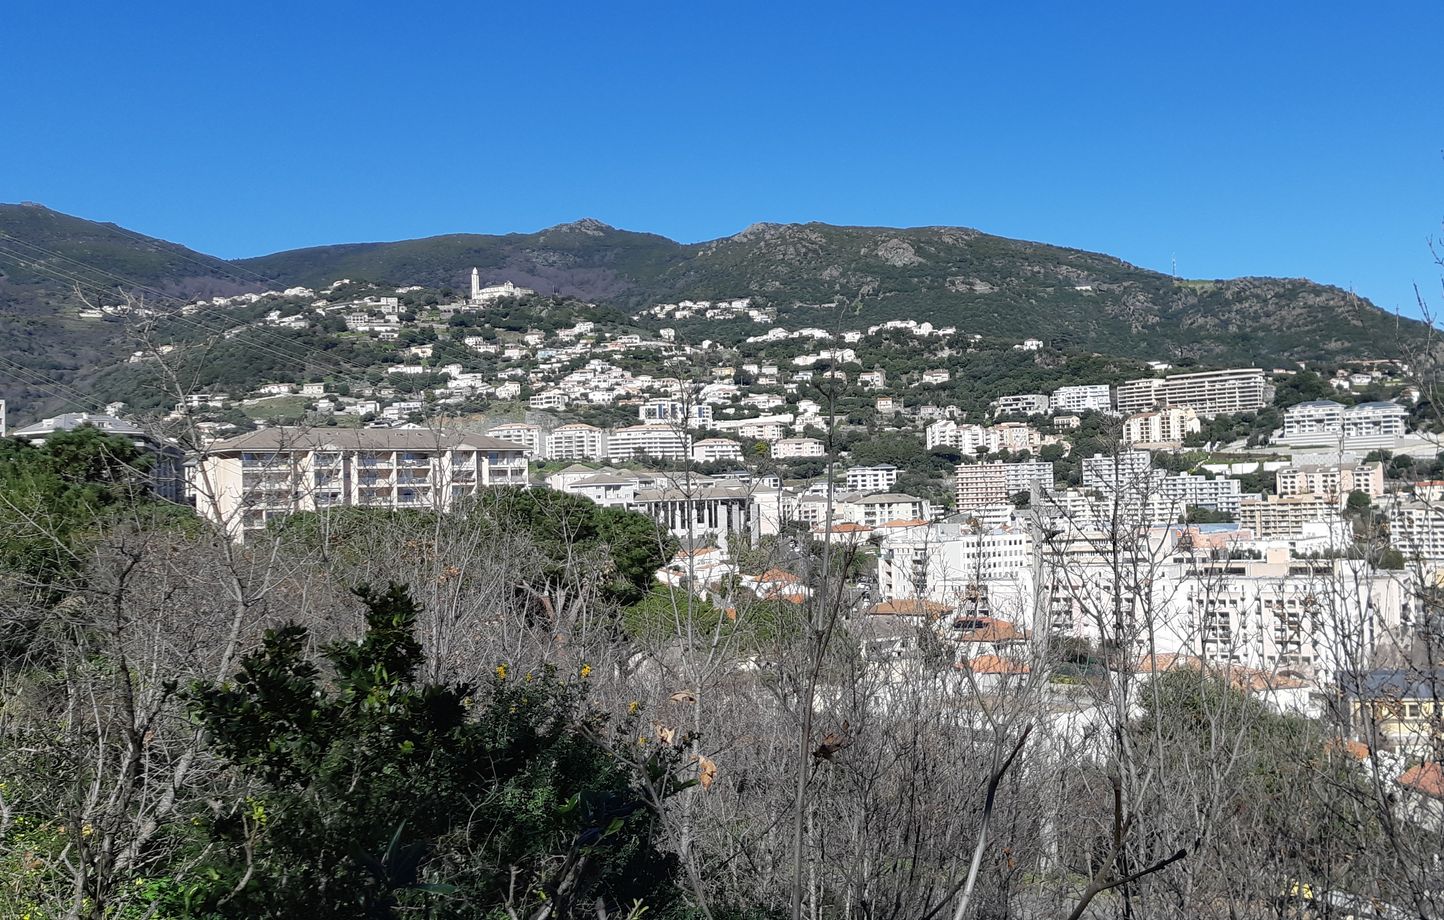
<box><xmin>845</xmin><ymin>464</ymin><xmax>901</xmax><ymax>494</ymax></box>
<box><xmin>529</xmin><ymin>390</ymin><xmax>568</xmax><ymax>411</ymax></box>
<box><xmin>1116</xmin><ymin>368</ymin><xmax>1267</xmax><ymax>418</ymax></box>
<box><xmin>847</xmin><ymin>493</ymin><xmax>931</xmax><ymax>527</ymax></box>
<box><xmin>14</xmin><ymin>412</ymin><xmax>186</xmax><ymax>503</ymax></box>
<box><xmin>1051</xmin><ymin>384</ymin><xmax>1112</xmax><ymax>414</ymax></box>
<box><xmin>692</xmin><ymin>438</ymin><xmax>743</xmax><ymax>464</ymax></box>
<box><xmin>1277</xmin><ymin>463</ymin><xmax>1386</xmax><ymax>502</ymax></box>
<box><xmin>1123</xmin><ymin>407</ymin><xmax>1200</xmax><ymax>446</ymax></box>
<box><xmin>1238</xmin><ymin>494</ymin><xmax>1340</xmax><ymax>537</ymax></box>
<box><xmin>638</xmin><ymin>399</ymin><xmax>714</xmax><ymax>428</ymax></box>
<box><xmin>926</xmin><ymin>420</ymin><xmax>1045</xmax><ymax>456</ymax></box>
<box><xmin>192</xmin><ymin>428</ymin><xmax>528</xmax><ymax>539</ymax></box>
<box><xmin>487</xmin><ymin>423</ymin><xmax>545</xmax><ymax>459</ymax></box>
<box><xmin>608</xmin><ymin>424</ymin><xmax>693</xmax><ymax>462</ymax></box>
<box><xmin>1386</xmin><ymin>500</ymin><xmax>1444</xmax><ymax>562</ymax></box>
<box><xmin>1279</xmin><ymin>400</ymin><xmax>1409</xmax><ymax>447</ymax></box>
<box><xmin>1344</xmin><ymin>402</ymin><xmax>1409</xmax><ymax>441</ymax></box>
<box><xmin>634</xmin><ymin>481</ymin><xmax>766</xmax><ymax>550</ymax></box>
<box><xmin>1180</xmin><ymin>551</ymin><xmax>1403</xmax><ymax>682</ymax></box>
<box><xmin>773</xmin><ymin>437</ymin><xmax>825</xmax><ymax>459</ymax></box>
<box><xmin>469</xmin><ymin>273</ymin><xmax>535</xmax><ymax>304</ymax></box>
<box><xmin>1280</xmin><ymin>400</ymin><xmax>1345</xmax><ymax>443</ymax></box>
<box><xmin>876</xmin><ymin>521</ymin><xmax>1034</xmax><ymax>615</ymax></box>
<box><xmin>954</xmin><ymin>461</ymin><xmax>1055</xmax><ymax>510</ymax></box>
<box><xmin>991</xmin><ymin>393</ymin><xmax>1050</xmax><ymax>416</ymax></box>
<box><xmin>547</xmin><ymin>423</ymin><xmax>608</xmax><ymax>461</ymax></box>
<box><xmin>1158</xmin><ymin>473</ymin><xmax>1242</xmax><ymax>516</ymax></box>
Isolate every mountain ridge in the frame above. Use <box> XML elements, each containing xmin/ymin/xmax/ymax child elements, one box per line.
<box><xmin>0</xmin><ymin>202</ymin><xmax>1425</xmax><ymax>413</ymax></box>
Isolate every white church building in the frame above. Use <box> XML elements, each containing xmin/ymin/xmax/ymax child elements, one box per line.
<box><xmin>469</xmin><ymin>268</ymin><xmax>536</xmax><ymax>304</ymax></box>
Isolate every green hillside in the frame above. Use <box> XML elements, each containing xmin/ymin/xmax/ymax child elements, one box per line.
<box><xmin>0</xmin><ymin>203</ymin><xmax>1426</xmax><ymax>416</ymax></box>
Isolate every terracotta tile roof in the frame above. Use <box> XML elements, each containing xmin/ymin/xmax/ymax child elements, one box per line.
<box><xmin>1400</xmin><ymin>762</ymin><xmax>1444</xmax><ymax>800</ymax></box>
<box><xmin>877</xmin><ymin>518</ymin><xmax>928</xmax><ymax>528</ymax></box>
<box><xmin>958</xmin><ymin>654</ymin><xmax>1031</xmax><ymax>675</ymax></box>
<box><xmin>1131</xmin><ymin>653</ymin><xmax>1197</xmax><ymax>674</ymax></box>
<box><xmin>1325</xmin><ymin>738</ymin><xmax>1371</xmax><ymax>762</ymax></box>
<box><xmin>869</xmin><ymin>599</ymin><xmax>952</xmax><ymax>617</ymax></box>
<box><xmin>953</xmin><ymin>616</ymin><xmax>1024</xmax><ymax>643</ymax></box>
<box><xmin>816</xmin><ymin>522</ymin><xmax>870</xmax><ymax>533</ymax></box>
<box><xmin>756</xmin><ymin>568</ymin><xmax>801</xmax><ymax>584</ymax></box>
<box><xmin>1226</xmin><ymin>667</ymin><xmax>1310</xmax><ymax>692</ymax></box>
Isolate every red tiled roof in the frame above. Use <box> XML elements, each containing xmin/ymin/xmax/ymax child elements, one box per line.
<box><xmin>953</xmin><ymin>617</ymin><xmax>1024</xmax><ymax>643</ymax></box>
<box><xmin>958</xmin><ymin>654</ymin><xmax>1031</xmax><ymax>675</ymax></box>
<box><xmin>756</xmin><ymin>568</ymin><xmax>801</xmax><ymax>584</ymax></box>
<box><xmin>869</xmin><ymin>599</ymin><xmax>952</xmax><ymax>617</ymax></box>
<box><xmin>1400</xmin><ymin>762</ymin><xmax>1444</xmax><ymax>800</ymax></box>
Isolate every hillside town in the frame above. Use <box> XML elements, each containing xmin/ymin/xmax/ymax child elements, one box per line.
<box><xmin>12</xmin><ymin>267</ymin><xmax>1443</xmax><ymax>780</ymax></box>
<box><xmin>12</xmin><ymin>5</ymin><xmax>1444</xmax><ymax>915</ymax></box>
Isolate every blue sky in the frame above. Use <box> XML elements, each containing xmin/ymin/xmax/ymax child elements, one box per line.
<box><xmin>4</xmin><ymin>1</ymin><xmax>1442</xmax><ymax>315</ymax></box>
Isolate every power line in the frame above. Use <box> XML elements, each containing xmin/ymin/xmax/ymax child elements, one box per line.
<box><xmin>96</xmin><ymin>221</ymin><xmax>285</xmax><ymax>289</ymax></box>
<box><xmin>0</xmin><ymin>241</ymin><xmax>354</xmax><ymax>379</ymax></box>
<box><xmin>0</xmin><ymin>355</ymin><xmax>103</xmax><ymax>412</ymax></box>
<box><xmin>0</xmin><ymin>237</ymin><xmax>390</xmax><ymax>386</ymax></box>
<box><xmin>0</xmin><ymin>230</ymin><xmax>476</xmax><ymax>422</ymax></box>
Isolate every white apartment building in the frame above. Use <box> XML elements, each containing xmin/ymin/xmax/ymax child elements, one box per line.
<box><xmin>546</xmin><ymin>463</ymin><xmax>604</xmax><ymax>492</ymax></box>
<box><xmin>638</xmin><ymin>399</ymin><xmax>714</xmax><ymax>428</ymax></box>
<box><xmin>991</xmin><ymin>393</ymin><xmax>1050</xmax><ymax>416</ymax></box>
<box><xmin>1158</xmin><ymin>473</ymin><xmax>1242</xmax><ymax>516</ymax></box>
<box><xmin>608</xmin><ymin>424</ymin><xmax>693</xmax><ymax>462</ymax></box>
<box><xmin>1279</xmin><ymin>400</ymin><xmax>1344</xmax><ymax>443</ymax></box>
<box><xmin>563</xmin><ymin>471</ymin><xmax>642</xmax><ymax>508</ymax></box>
<box><xmin>1114</xmin><ymin>378</ymin><xmax>1165</xmax><ymax>416</ymax></box>
<box><xmin>738</xmin><ymin>420</ymin><xmax>788</xmax><ymax>441</ymax></box>
<box><xmin>859</xmin><ymin>369</ymin><xmax>887</xmax><ymax>389</ymax></box>
<box><xmin>846</xmin><ymin>493</ymin><xmax>931</xmax><ymax>528</ymax></box>
<box><xmin>487</xmin><ymin>422</ymin><xmax>546</xmax><ymax>459</ymax></box>
<box><xmin>875</xmin><ymin>521</ymin><xmax>1034</xmax><ymax>613</ymax></box>
<box><xmin>845</xmin><ymin>463</ymin><xmax>900</xmax><ymax>494</ymax></box>
<box><xmin>1123</xmin><ymin>406</ymin><xmax>1200</xmax><ymax>447</ymax></box>
<box><xmin>692</xmin><ymin>437</ymin><xmax>743</xmax><ymax>464</ymax></box>
<box><xmin>192</xmin><ymin>428</ymin><xmax>529</xmax><ymax>539</ymax></box>
<box><xmin>773</xmin><ymin>437</ymin><xmax>825</xmax><ymax>459</ymax></box>
<box><xmin>1344</xmin><ymin>402</ymin><xmax>1410</xmax><ymax>442</ymax></box>
<box><xmin>529</xmin><ymin>390</ymin><xmax>568</xmax><ymax>411</ymax></box>
<box><xmin>547</xmin><ymin>423</ymin><xmax>608</xmax><ymax>461</ymax></box>
<box><xmin>1051</xmin><ymin>384</ymin><xmax>1112</xmax><ymax>414</ymax></box>
<box><xmin>925</xmin><ymin>420</ymin><xmax>1044</xmax><ymax>456</ymax></box>
<box><xmin>954</xmin><ymin>461</ymin><xmax>1055</xmax><ymax>510</ymax></box>
<box><xmin>1386</xmin><ymin>499</ymin><xmax>1444</xmax><ymax>563</ymax></box>
<box><xmin>1279</xmin><ymin>400</ymin><xmax>1409</xmax><ymax>447</ymax></box>
<box><xmin>986</xmin><ymin>422</ymin><xmax>1043</xmax><ymax>454</ymax></box>
<box><xmin>1081</xmin><ymin>450</ymin><xmax>1153</xmax><ymax>490</ymax></box>
<box><xmin>1277</xmin><ymin>463</ymin><xmax>1386</xmax><ymax>502</ymax></box>
<box><xmin>1180</xmin><ymin>550</ymin><xmax>1403</xmax><ymax>682</ymax></box>
<box><xmin>1116</xmin><ymin>367</ymin><xmax>1267</xmax><ymax>418</ymax></box>
<box><xmin>1079</xmin><ymin>452</ymin><xmax>1238</xmax><ymax>521</ymax></box>
<box><xmin>1238</xmin><ymin>494</ymin><xmax>1340</xmax><ymax>537</ymax></box>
